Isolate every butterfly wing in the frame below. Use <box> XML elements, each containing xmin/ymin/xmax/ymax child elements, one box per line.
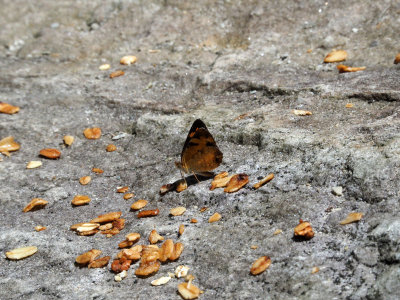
<box><xmin>180</xmin><ymin>119</ymin><xmax>223</xmax><ymax>173</ymax></box>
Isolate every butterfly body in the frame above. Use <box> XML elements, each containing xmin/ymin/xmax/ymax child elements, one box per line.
<box><xmin>175</xmin><ymin>119</ymin><xmax>223</xmax><ymax>175</ymax></box>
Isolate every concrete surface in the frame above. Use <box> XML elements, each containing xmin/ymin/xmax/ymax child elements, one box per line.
<box><xmin>1</xmin><ymin>0</ymin><xmax>400</xmax><ymax>299</ymax></box>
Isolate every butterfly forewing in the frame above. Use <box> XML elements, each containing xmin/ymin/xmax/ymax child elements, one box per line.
<box><xmin>179</xmin><ymin>119</ymin><xmax>223</xmax><ymax>174</ymax></box>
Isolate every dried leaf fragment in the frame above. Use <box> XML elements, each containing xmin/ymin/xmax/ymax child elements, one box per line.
<box><xmin>151</xmin><ymin>276</ymin><xmax>171</xmax><ymax>286</ymax></box>
<box><xmin>224</xmin><ymin>174</ymin><xmax>249</xmax><ymax>193</ymax></box>
<box><xmin>294</xmin><ymin>220</ymin><xmax>314</xmax><ymax>240</ymax></box>
<box><xmin>209</xmin><ymin>212</ymin><xmax>221</xmax><ymax>223</ymax></box>
<box><xmin>120</xmin><ymin>55</ymin><xmax>137</xmax><ymax>65</ymax></box>
<box><xmin>39</xmin><ymin>148</ymin><xmax>61</xmax><ymax>159</ymax></box>
<box><xmin>83</xmin><ymin>127</ymin><xmax>101</xmax><ymax>139</ymax></box>
<box><xmin>6</xmin><ymin>246</ymin><xmax>38</xmax><ymax>260</ymax></box>
<box><xmin>0</xmin><ymin>102</ymin><xmax>20</xmax><ymax>114</ymax></box>
<box><xmin>110</xmin><ymin>70</ymin><xmax>124</xmax><ymax>78</ymax></box>
<box><xmin>88</xmin><ymin>256</ymin><xmax>110</xmax><ymax>268</ymax></box>
<box><xmin>106</xmin><ymin>144</ymin><xmax>117</xmax><ymax>152</ymax></box>
<box><xmin>131</xmin><ymin>199</ymin><xmax>148</xmax><ymax>210</ymax></box>
<box><xmin>71</xmin><ymin>195</ymin><xmax>91</xmax><ymax>206</ymax></box>
<box><xmin>149</xmin><ymin>230</ymin><xmax>164</xmax><ymax>244</ymax></box>
<box><xmin>0</xmin><ymin>136</ymin><xmax>20</xmax><ymax>155</ymax></box>
<box><xmin>26</xmin><ymin>161</ymin><xmax>42</xmax><ymax>169</ymax></box>
<box><xmin>253</xmin><ymin>173</ymin><xmax>274</xmax><ymax>189</ymax></box>
<box><xmin>63</xmin><ymin>135</ymin><xmax>74</xmax><ymax>146</ymax></box>
<box><xmin>292</xmin><ymin>109</ymin><xmax>312</xmax><ymax>116</ymax></box>
<box><xmin>79</xmin><ymin>176</ymin><xmax>91</xmax><ymax>185</ymax></box>
<box><xmin>324</xmin><ymin>50</ymin><xmax>347</xmax><ymax>63</ymax></box>
<box><xmin>76</xmin><ymin>249</ymin><xmax>101</xmax><ymax>265</ymax></box>
<box><xmin>23</xmin><ymin>198</ymin><xmax>48</xmax><ymax>212</ymax></box>
<box><xmin>337</xmin><ymin>64</ymin><xmax>366</xmax><ymax>73</ymax></box>
<box><xmin>394</xmin><ymin>53</ymin><xmax>400</xmax><ymax>64</ymax></box>
<box><xmin>137</xmin><ymin>209</ymin><xmax>159</xmax><ymax>218</ymax></box>
<box><xmin>250</xmin><ymin>256</ymin><xmax>271</xmax><ymax>275</ymax></box>
<box><xmin>178</xmin><ymin>281</ymin><xmax>201</xmax><ymax>300</ymax></box>
<box><xmin>91</xmin><ymin>211</ymin><xmax>122</xmax><ymax>223</ymax></box>
<box><xmin>339</xmin><ymin>212</ymin><xmax>363</xmax><ymax>225</ymax></box>
<box><xmin>170</xmin><ymin>206</ymin><xmax>186</xmax><ymax>216</ymax></box>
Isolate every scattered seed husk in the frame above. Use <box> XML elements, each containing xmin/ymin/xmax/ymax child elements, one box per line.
<box><xmin>137</xmin><ymin>209</ymin><xmax>159</xmax><ymax>218</ymax></box>
<box><xmin>176</xmin><ymin>180</ymin><xmax>187</xmax><ymax>192</ymax></box>
<box><xmin>110</xmin><ymin>70</ymin><xmax>124</xmax><ymax>78</ymax></box>
<box><xmin>117</xmin><ymin>186</ymin><xmax>129</xmax><ymax>193</ymax></box>
<box><xmin>253</xmin><ymin>173</ymin><xmax>274</xmax><ymax>189</ymax></box>
<box><xmin>0</xmin><ymin>136</ymin><xmax>20</xmax><ymax>155</ymax></box>
<box><xmin>294</xmin><ymin>220</ymin><xmax>314</xmax><ymax>240</ymax></box>
<box><xmin>123</xmin><ymin>193</ymin><xmax>134</xmax><ymax>200</ymax></box>
<box><xmin>345</xmin><ymin>103</ymin><xmax>354</xmax><ymax>108</ymax></box>
<box><xmin>88</xmin><ymin>256</ymin><xmax>111</xmax><ymax>268</ymax></box>
<box><xmin>190</xmin><ymin>218</ymin><xmax>198</xmax><ymax>223</ymax></box>
<box><xmin>339</xmin><ymin>212</ymin><xmax>363</xmax><ymax>225</ymax></box>
<box><xmin>83</xmin><ymin>127</ymin><xmax>101</xmax><ymax>139</ymax></box>
<box><xmin>63</xmin><ymin>135</ymin><xmax>74</xmax><ymax>146</ymax></box>
<box><xmin>170</xmin><ymin>206</ymin><xmax>186</xmax><ymax>216</ymax></box>
<box><xmin>34</xmin><ymin>225</ymin><xmax>46</xmax><ymax>232</ymax></box>
<box><xmin>273</xmin><ymin>229</ymin><xmax>282</xmax><ymax>235</ymax></box>
<box><xmin>324</xmin><ymin>50</ymin><xmax>347</xmax><ymax>63</ymax></box>
<box><xmin>149</xmin><ymin>230</ymin><xmax>164</xmax><ymax>244</ymax></box>
<box><xmin>151</xmin><ymin>276</ymin><xmax>171</xmax><ymax>286</ymax></box>
<box><xmin>76</xmin><ymin>223</ymin><xmax>100</xmax><ymax>233</ymax></box>
<box><xmin>120</xmin><ymin>55</ymin><xmax>137</xmax><ymax>65</ymax></box>
<box><xmin>71</xmin><ymin>195</ymin><xmax>91</xmax><ymax>206</ymax></box>
<box><xmin>210</xmin><ymin>172</ymin><xmax>234</xmax><ymax>190</ymax></box>
<box><xmin>250</xmin><ymin>245</ymin><xmax>258</xmax><ymax>250</ymax></box>
<box><xmin>250</xmin><ymin>256</ymin><xmax>271</xmax><ymax>275</ymax></box>
<box><xmin>79</xmin><ymin>176</ymin><xmax>91</xmax><ymax>185</ymax></box>
<box><xmin>175</xmin><ymin>265</ymin><xmax>189</xmax><ymax>278</ymax></box>
<box><xmin>26</xmin><ymin>161</ymin><xmax>42</xmax><ymax>169</ymax></box>
<box><xmin>23</xmin><ymin>198</ymin><xmax>48</xmax><ymax>212</ymax></box>
<box><xmin>224</xmin><ymin>174</ymin><xmax>249</xmax><ymax>193</ymax></box>
<box><xmin>6</xmin><ymin>246</ymin><xmax>38</xmax><ymax>260</ymax></box>
<box><xmin>106</xmin><ymin>144</ymin><xmax>117</xmax><ymax>152</ymax></box>
<box><xmin>178</xmin><ymin>281</ymin><xmax>202</xmax><ymax>300</ymax></box>
<box><xmin>92</xmin><ymin>167</ymin><xmax>104</xmax><ymax>174</ymax></box>
<box><xmin>337</xmin><ymin>64</ymin><xmax>366</xmax><ymax>73</ymax></box>
<box><xmin>209</xmin><ymin>212</ymin><xmax>221</xmax><ymax>223</ymax></box>
<box><xmin>311</xmin><ymin>266</ymin><xmax>320</xmax><ymax>274</ymax></box>
<box><xmin>76</xmin><ymin>249</ymin><xmax>102</xmax><ymax>265</ymax></box>
<box><xmin>39</xmin><ymin>148</ymin><xmax>61</xmax><ymax>159</ymax></box>
<box><xmin>131</xmin><ymin>199</ymin><xmax>148</xmax><ymax>210</ymax></box>
<box><xmin>91</xmin><ymin>211</ymin><xmax>122</xmax><ymax>223</ymax></box>
<box><xmin>99</xmin><ymin>64</ymin><xmax>110</xmax><ymax>70</ymax></box>
<box><xmin>292</xmin><ymin>109</ymin><xmax>312</xmax><ymax>116</ymax></box>
<box><xmin>179</xmin><ymin>224</ymin><xmax>185</xmax><ymax>235</ymax></box>
<box><xmin>394</xmin><ymin>53</ymin><xmax>400</xmax><ymax>64</ymax></box>
<box><xmin>0</xmin><ymin>102</ymin><xmax>20</xmax><ymax>114</ymax></box>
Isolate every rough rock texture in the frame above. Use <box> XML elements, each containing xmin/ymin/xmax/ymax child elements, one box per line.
<box><xmin>1</xmin><ymin>1</ymin><xmax>400</xmax><ymax>299</ymax></box>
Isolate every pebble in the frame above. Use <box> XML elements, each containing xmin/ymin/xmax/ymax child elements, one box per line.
<box><xmin>331</xmin><ymin>186</ymin><xmax>343</xmax><ymax>196</ymax></box>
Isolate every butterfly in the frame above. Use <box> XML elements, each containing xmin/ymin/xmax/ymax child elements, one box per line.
<box><xmin>175</xmin><ymin>119</ymin><xmax>223</xmax><ymax>181</ymax></box>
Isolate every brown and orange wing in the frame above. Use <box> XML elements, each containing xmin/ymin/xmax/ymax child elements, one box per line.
<box><xmin>180</xmin><ymin>119</ymin><xmax>223</xmax><ymax>174</ymax></box>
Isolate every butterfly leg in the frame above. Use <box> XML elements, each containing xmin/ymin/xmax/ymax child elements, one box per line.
<box><xmin>192</xmin><ymin>171</ymin><xmax>201</xmax><ymax>183</ymax></box>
